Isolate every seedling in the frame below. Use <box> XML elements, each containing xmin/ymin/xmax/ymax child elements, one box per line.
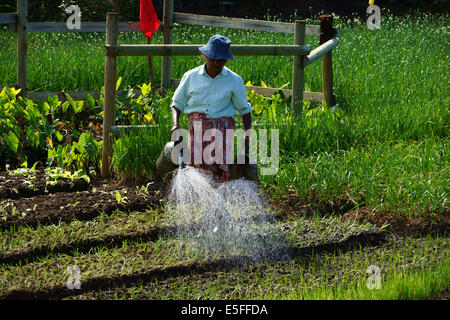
<box><xmin>115</xmin><ymin>191</ymin><xmax>128</xmax><ymax>204</ymax></box>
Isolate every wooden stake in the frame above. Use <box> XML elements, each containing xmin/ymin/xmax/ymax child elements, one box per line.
<box><xmin>319</xmin><ymin>14</ymin><xmax>336</xmax><ymax>107</ymax></box>
<box><xmin>101</xmin><ymin>12</ymin><xmax>119</xmax><ymax>178</ymax></box>
<box><xmin>161</xmin><ymin>0</ymin><xmax>174</xmax><ymax>91</ymax></box>
<box><xmin>146</xmin><ymin>37</ymin><xmax>155</xmax><ymax>86</ymax></box>
<box><xmin>17</xmin><ymin>0</ymin><xmax>27</xmax><ymax>96</ymax></box>
<box><xmin>292</xmin><ymin>20</ymin><xmax>306</xmax><ymax>118</ymax></box>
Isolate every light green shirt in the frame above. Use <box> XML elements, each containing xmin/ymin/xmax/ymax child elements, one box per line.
<box><xmin>172</xmin><ymin>64</ymin><xmax>252</xmax><ymax>118</ymax></box>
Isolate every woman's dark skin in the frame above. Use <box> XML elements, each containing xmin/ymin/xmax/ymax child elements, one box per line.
<box><xmin>171</xmin><ymin>55</ymin><xmax>252</xmax><ymax>156</ymax></box>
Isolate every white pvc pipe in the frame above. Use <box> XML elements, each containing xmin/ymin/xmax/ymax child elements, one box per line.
<box><xmin>304</xmin><ymin>37</ymin><xmax>339</xmax><ymax>67</ymax></box>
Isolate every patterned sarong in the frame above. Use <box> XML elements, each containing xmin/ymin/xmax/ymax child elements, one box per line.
<box><xmin>188</xmin><ymin>112</ymin><xmax>236</xmax><ymax>182</ymax></box>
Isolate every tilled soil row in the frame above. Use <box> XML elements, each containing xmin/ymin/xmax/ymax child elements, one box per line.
<box><xmin>341</xmin><ymin>207</ymin><xmax>450</xmax><ymax>237</ymax></box>
<box><xmin>0</xmin><ymin>225</ymin><xmax>164</xmax><ymax>265</ymax></box>
<box><xmin>0</xmin><ymin>171</ymin><xmax>90</xmax><ymax>200</ymax></box>
<box><xmin>0</xmin><ymin>184</ymin><xmax>165</xmax><ymax>231</ymax></box>
<box><xmin>1</xmin><ymin>231</ymin><xmax>387</xmax><ymax>300</ymax></box>
<box><xmin>267</xmin><ymin>195</ymin><xmax>356</xmax><ymax>219</ymax></box>
<box><xmin>0</xmin><ymin>213</ymin><xmax>280</xmax><ymax>266</ymax></box>
<box><xmin>269</xmin><ymin>193</ymin><xmax>450</xmax><ymax>236</ymax></box>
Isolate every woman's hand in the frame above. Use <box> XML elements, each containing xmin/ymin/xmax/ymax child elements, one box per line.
<box><xmin>171</xmin><ymin>123</ymin><xmax>181</xmax><ymax>135</ymax></box>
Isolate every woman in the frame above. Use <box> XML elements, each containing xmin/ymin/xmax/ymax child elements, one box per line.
<box><xmin>171</xmin><ymin>34</ymin><xmax>252</xmax><ymax>182</ymax></box>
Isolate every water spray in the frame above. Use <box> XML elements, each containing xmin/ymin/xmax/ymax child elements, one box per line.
<box><xmin>158</xmin><ymin>128</ymin><xmax>288</xmax><ymax>265</ymax></box>
<box><xmin>167</xmin><ymin>167</ymin><xmax>289</xmax><ymax>265</ymax></box>
<box><xmin>175</xmin><ymin>135</ymin><xmax>184</xmax><ymax>170</ymax></box>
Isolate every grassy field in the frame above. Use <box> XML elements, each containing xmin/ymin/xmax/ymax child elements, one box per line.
<box><xmin>0</xmin><ymin>199</ymin><xmax>447</xmax><ymax>299</ymax></box>
<box><xmin>0</xmin><ymin>12</ymin><xmax>448</xmax><ymax>300</ymax></box>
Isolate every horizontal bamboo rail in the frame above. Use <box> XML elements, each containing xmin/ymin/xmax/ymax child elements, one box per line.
<box><xmin>105</xmin><ymin>44</ymin><xmax>311</xmax><ymax>57</ymax></box>
<box><xmin>0</xmin><ymin>13</ymin><xmax>16</xmax><ymax>24</ymax></box>
<box><xmin>1</xmin><ymin>85</ymin><xmax>335</xmax><ymax>104</ymax></box>
<box><xmin>27</xmin><ymin>90</ymin><xmax>102</xmax><ymax>101</ymax></box>
<box><xmin>110</xmin><ymin>123</ymin><xmax>287</xmax><ymax>136</ymax></box>
<box><xmin>245</xmin><ymin>86</ymin><xmax>327</xmax><ymax>102</ymax></box>
<box><xmin>0</xmin><ymin>86</ymin><xmax>141</xmax><ymax>101</ymax></box>
<box><xmin>173</xmin><ymin>12</ymin><xmax>321</xmax><ymax>36</ymax></box>
<box><xmin>110</xmin><ymin>121</ymin><xmax>302</xmax><ymax>136</ymax></box>
<box><xmin>26</xmin><ymin>22</ymin><xmax>148</xmax><ymax>33</ymax></box>
<box><xmin>1</xmin><ymin>12</ymin><xmax>322</xmax><ymax>36</ymax></box>
<box><xmin>170</xmin><ymin>79</ymin><xmax>328</xmax><ymax>103</ymax></box>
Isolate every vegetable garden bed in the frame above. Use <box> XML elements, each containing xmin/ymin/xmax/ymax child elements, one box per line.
<box><xmin>0</xmin><ymin>170</ymin><xmax>447</xmax><ymax>300</ymax></box>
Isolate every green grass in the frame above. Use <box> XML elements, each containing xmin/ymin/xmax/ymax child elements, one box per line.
<box><xmin>57</xmin><ymin>235</ymin><xmax>449</xmax><ymax>300</ymax></box>
<box><xmin>1</xmin><ymin>204</ymin><xmax>447</xmax><ymax>300</ymax></box>
<box><xmin>0</xmin><ymin>25</ymin><xmax>306</xmax><ymax>92</ymax></box>
<box><xmin>112</xmin><ymin>125</ymin><xmax>171</xmax><ymax>181</ymax></box>
<box><xmin>262</xmin><ymin>138</ymin><xmax>449</xmax><ymax>217</ymax></box>
<box><xmin>302</xmin><ymin>259</ymin><xmax>450</xmax><ymax>300</ymax></box>
<box><xmin>0</xmin><ymin>238</ymin><xmax>201</xmax><ymax>296</ymax></box>
<box><xmin>0</xmin><ymin>208</ymin><xmax>165</xmax><ymax>258</ymax></box>
<box><xmin>0</xmin><ymin>12</ymin><xmax>448</xmax><ymax>300</ymax></box>
<box><xmin>0</xmin><ymin>206</ymin><xmax>380</xmax><ymax>261</ymax></box>
<box><xmin>105</xmin><ymin>12</ymin><xmax>446</xmax><ymax>217</ymax></box>
<box><xmin>1</xmin><ymin>13</ymin><xmax>448</xmax><ymax>215</ymax></box>
<box><xmin>1</xmin><ymin>14</ymin><xmax>448</xmax><ymax>143</ymax></box>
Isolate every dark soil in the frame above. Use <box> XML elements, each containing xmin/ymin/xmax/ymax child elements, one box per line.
<box><xmin>267</xmin><ymin>192</ymin><xmax>449</xmax><ymax>236</ymax></box>
<box><xmin>267</xmin><ymin>193</ymin><xmax>355</xmax><ymax>219</ymax></box>
<box><xmin>432</xmin><ymin>289</ymin><xmax>449</xmax><ymax>300</ymax></box>
<box><xmin>1</xmin><ymin>171</ymin><xmax>446</xmax><ymax>236</ymax></box>
<box><xmin>0</xmin><ymin>171</ymin><xmax>90</xmax><ymax>200</ymax></box>
<box><xmin>341</xmin><ymin>207</ymin><xmax>450</xmax><ymax>237</ymax></box>
<box><xmin>0</xmin><ymin>176</ymin><xmax>165</xmax><ymax>231</ymax></box>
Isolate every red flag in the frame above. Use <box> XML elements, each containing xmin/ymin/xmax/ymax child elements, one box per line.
<box><xmin>140</xmin><ymin>0</ymin><xmax>160</xmax><ymax>38</ymax></box>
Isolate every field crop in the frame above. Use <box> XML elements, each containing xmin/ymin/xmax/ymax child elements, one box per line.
<box><xmin>0</xmin><ymin>11</ymin><xmax>448</xmax><ymax>300</ymax></box>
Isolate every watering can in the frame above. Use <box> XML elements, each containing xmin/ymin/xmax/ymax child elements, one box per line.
<box><xmin>155</xmin><ymin>140</ymin><xmax>178</xmax><ymax>180</ymax></box>
<box><xmin>155</xmin><ymin>140</ymin><xmax>259</xmax><ymax>183</ymax></box>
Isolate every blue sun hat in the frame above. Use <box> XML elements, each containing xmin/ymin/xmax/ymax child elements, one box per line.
<box><xmin>199</xmin><ymin>35</ymin><xmax>234</xmax><ymax>60</ymax></box>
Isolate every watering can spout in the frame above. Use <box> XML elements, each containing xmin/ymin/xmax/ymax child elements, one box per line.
<box><xmin>176</xmin><ymin>136</ymin><xmax>184</xmax><ymax>170</ymax></box>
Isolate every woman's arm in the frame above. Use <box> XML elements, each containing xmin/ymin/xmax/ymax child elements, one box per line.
<box><xmin>171</xmin><ymin>106</ymin><xmax>182</xmax><ymax>135</ymax></box>
<box><xmin>242</xmin><ymin>112</ymin><xmax>252</xmax><ymax>161</ymax></box>
<box><xmin>242</xmin><ymin>112</ymin><xmax>251</xmax><ymax>132</ymax></box>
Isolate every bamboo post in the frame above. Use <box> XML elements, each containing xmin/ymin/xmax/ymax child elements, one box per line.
<box><xmin>319</xmin><ymin>14</ymin><xmax>336</xmax><ymax>107</ymax></box>
<box><xmin>101</xmin><ymin>12</ymin><xmax>119</xmax><ymax>178</ymax></box>
<box><xmin>292</xmin><ymin>20</ymin><xmax>306</xmax><ymax>118</ymax></box>
<box><xmin>161</xmin><ymin>0</ymin><xmax>174</xmax><ymax>91</ymax></box>
<box><xmin>146</xmin><ymin>37</ymin><xmax>155</xmax><ymax>86</ymax></box>
<box><xmin>17</xmin><ymin>0</ymin><xmax>27</xmax><ymax>96</ymax></box>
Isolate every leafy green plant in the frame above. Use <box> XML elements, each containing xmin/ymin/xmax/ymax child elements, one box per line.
<box><xmin>45</xmin><ymin>167</ymin><xmax>91</xmax><ymax>185</ymax></box>
<box><xmin>114</xmin><ymin>79</ymin><xmax>172</xmax><ymax>126</ymax></box>
<box><xmin>0</xmin><ymin>87</ymin><xmax>58</xmax><ymax>169</ymax></box>
<box><xmin>47</xmin><ymin>131</ymin><xmax>102</xmax><ymax>175</ymax></box>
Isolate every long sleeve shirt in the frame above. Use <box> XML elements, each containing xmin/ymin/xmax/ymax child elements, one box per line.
<box><xmin>171</xmin><ymin>64</ymin><xmax>252</xmax><ymax>118</ymax></box>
